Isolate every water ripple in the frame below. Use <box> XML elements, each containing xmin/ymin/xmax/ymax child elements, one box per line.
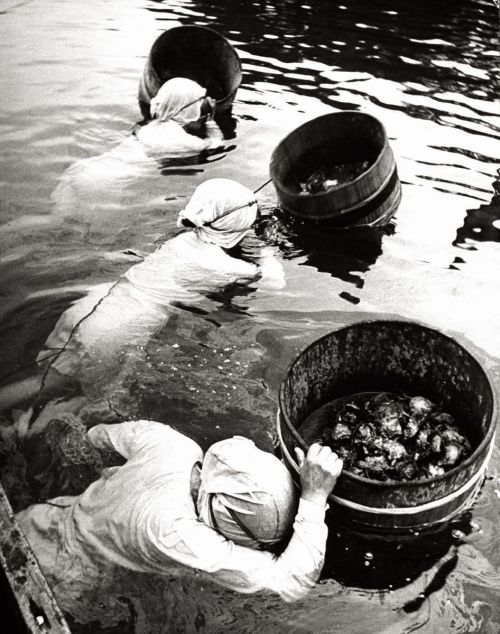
<box><xmin>1</xmin><ymin>0</ymin><xmax>500</xmax><ymax>631</ymax></box>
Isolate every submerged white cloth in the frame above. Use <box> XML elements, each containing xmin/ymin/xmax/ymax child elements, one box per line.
<box><xmin>50</xmin><ymin>135</ymin><xmax>158</xmax><ymax>225</ymax></box>
<box><xmin>50</xmin><ymin>81</ymin><xmax>221</xmax><ymax>227</ymax></box>
<box><xmin>150</xmin><ymin>78</ymin><xmax>206</xmax><ymax>124</ymax></box>
<box><xmin>39</xmin><ymin>231</ymin><xmax>259</xmax><ymax>382</ymax></box>
<box><xmin>17</xmin><ymin>421</ymin><xmax>327</xmax><ymax>603</ymax></box>
<box><xmin>197</xmin><ymin>436</ymin><xmax>296</xmax><ymax>548</ymax></box>
<box><xmin>135</xmin><ymin>118</ymin><xmax>223</xmax><ymax>156</ymax></box>
<box><xmin>177</xmin><ymin>179</ymin><xmax>258</xmax><ymax>249</ymax></box>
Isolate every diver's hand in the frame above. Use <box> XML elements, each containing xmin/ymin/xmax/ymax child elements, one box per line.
<box><xmin>259</xmin><ymin>246</ymin><xmax>276</xmax><ymax>258</ymax></box>
<box><xmin>205</xmin><ymin>97</ymin><xmax>216</xmax><ymax>121</ymax></box>
<box><xmin>204</xmin><ymin>119</ymin><xmax>224</xmax><ymax>145</ymax></box>
<box><xmin>258</xmin><ymin>247</ymin><xmax>286</xmax><ymax>290</ymax></box>
<box><xmin>295</xmin><ymin>443</ymin><xmax>343</xmax><ymax>506</ymax></box>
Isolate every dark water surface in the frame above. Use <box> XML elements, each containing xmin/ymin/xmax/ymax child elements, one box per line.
<box><xmin>1</xmin><ymin>0</ymin><xmax>500</xmax><ymax>632</ymax></box>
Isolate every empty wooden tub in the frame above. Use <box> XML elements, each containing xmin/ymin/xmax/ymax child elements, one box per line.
<box><xmin>138</xmin><ymin>25</ymin><xmax>242</xmax><ymax>118</ymax></box>
<box><xmin>277</xmin><ymin>320</ymin><xmax>497</xmax><ymax>537</ymax></box>
<box><xmin>270</xmin><ymin>112</ymin><xmax>401</xmax><ymax>228</ymax></box>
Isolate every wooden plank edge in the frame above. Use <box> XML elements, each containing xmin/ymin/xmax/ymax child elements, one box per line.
<box><xmin>0</xmin><ymin>484</ymin><xmax>72</xmax><ymax>633</ymax></box>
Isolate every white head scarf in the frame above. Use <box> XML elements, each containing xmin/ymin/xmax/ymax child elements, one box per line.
<box><xmin>150</xmin><ymin>77</ymin><xmax>207</xmax><ymax>125</ymax></box>
<box><xmin>177</xmin><ymin>179</ymin><xmax>258</xmax><ymax>250</ymax></box>
<box><xmin>197</xmin><ymin>436</ymin><xmax>297</xmax><ymax>549</ymax></box>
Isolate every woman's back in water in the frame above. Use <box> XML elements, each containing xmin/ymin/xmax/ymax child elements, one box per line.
<box><xmin>3</xmin><ymin>78</ymin><xmax>225</xmax><ymax>234</ymax></box>
<box><xmin>0</xmin><ymin>179</ymin><xmax>284</xmax><ymax>409</ymax></box>
<box><xmin>42</xmin><ymin>228</ymin><xmax>260</xmax><ymax>380</ymax></box>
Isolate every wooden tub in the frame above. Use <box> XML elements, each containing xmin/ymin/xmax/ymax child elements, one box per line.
<box><xmin>270</xmin><ymin>112</ymin><xmax>401</xmax><ymax>228</ymax></box>
<box><xmin>277</xmin><ymin>320</ymin><xmax>497</xmax><ymax>537</ymax></box>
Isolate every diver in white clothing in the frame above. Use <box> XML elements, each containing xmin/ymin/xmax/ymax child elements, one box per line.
<box><xmin>16</xmin><ymin>418</ymin><xmax>343</xmax><ymax>609</ymax></box>
<box><xmin>49</xmin><ymin>77</ymin><xmax>225</xmax><ymax>225</ymax></box>
<box><xmin>134</xmin><ymin>76</ymin><xmax>224</xmax><ymax>156</ymax></box>
<box><xmin>0</xmin><ymin>78</ymin><xmax>225</xmax><ymax>235</ymax></box>
<box><xmin>0</xmin><ymin>178</ymin><xmax>285</xmax><ymax>410</ymax></box>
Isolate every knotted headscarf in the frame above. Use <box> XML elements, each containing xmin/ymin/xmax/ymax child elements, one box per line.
<box><xmin>150</xmin><ymin>77</ymin><xmax>207</xmax><ymax>125</ymax></box>
<box><xmin>177</xmin><ymin>179</ymin><xmax>258</xmax><ymax>250</ymax></box>
<box><xmin>197</xmin><ymin>436</ymin><xmax>297</xmax><ymax>549</ymax></box>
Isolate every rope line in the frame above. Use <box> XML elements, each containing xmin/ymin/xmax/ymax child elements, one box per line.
<box><xmin>37</xmin><ymin>279</ymin><xmax>122</xmax><ymax>397</ymax></box>
<box><xmin>253</xmin><ymin>178</ymin><xmax>273</xmax><ymax>194</ymax></box>
<box><xmin>0</xmin><ymin>177</ymin><xmax>275</xmax><ymax>386</ymax></box>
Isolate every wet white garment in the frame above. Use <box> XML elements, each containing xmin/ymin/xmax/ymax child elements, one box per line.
<box><xmin>135</xmin><ymin>118</ymin><xmax>224</xmax><ymax>156</ymax></box>
<box><xmin>51</xmin><ymin>136</ymin><xmax>154</xmax><ymax>222</ymax></box>
<box><xmin>51</xmin><ymin>78</ymin><xmax>223</xmax><ymax>224</ymax></box>
<box><xmin>39</xmin><ymin>231</ymin><xmax>258</xmax><ymax>380</ymax></box>
<box><xmin>17</xmin><ymin>421</ymin><xmax>327</xmax><ymax>602</ymax></box>
<box><xmin>197</xmin><ymin>436</ymin><xmax>297</xmax><ymax>548</ymax></box>
<box><xmin>51</xmin><ymin>127</ymin><xmax>223</xmax><ymax>227</ymax></box>
<box><xmin>177</xmin><ymin>178</ymin><xmax>258</xmax><ymax>249</ymax></box>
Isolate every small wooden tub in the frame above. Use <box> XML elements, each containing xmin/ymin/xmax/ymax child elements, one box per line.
<box><xmin>277</xmin><ymin>320</ymin><xmax>497</xmax><ymax>537</ymax></box>
<box><xmin>138</xmin><ymin>25</ymin><xmax>242</xmax><ymax>118</ymax></box>
<box><xmin>270</xmin><ymin>112</ymin><xmax>401</xmax><ymax>228</ymax></box>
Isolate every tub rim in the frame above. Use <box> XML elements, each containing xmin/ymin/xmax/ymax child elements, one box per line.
<box><xmin>270</xmin><ymin>110</ymin><xmax>392</xmax><ymax>205</ymax></box>
<box><xmin>277</xmin><ymin>317</ymin><xmax>498</xmax><ymax>491</ymax></box>
<box><xmin>147</xmin><ymin>24</ymin><xmax>242</xmax><ymax>108</ymax></box>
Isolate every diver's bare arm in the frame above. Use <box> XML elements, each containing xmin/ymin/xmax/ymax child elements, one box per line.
<box><xmin>0</xmin><ymin>367</ymin><xmax>70</xmax><ymax>412</ymax></box>
<box><xmin>257</xmin><ymin>247</ymin><xmax>286</xmax><ymax>290</ymax></box>
<box><xmin>203</xmin><ymin>120</ymin><xmax>224</xmax><ymax>150</ymax></box>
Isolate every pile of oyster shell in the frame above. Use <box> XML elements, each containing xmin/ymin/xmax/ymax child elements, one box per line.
<box><xmin>320</xmin><ymin>392</ymin><xmax>472</xmax><ymax>482</ymax></box>
<box><xmin>299</xmin><ymin>161</ymin><xmax>371</xmax><ymax>194</ymax></box>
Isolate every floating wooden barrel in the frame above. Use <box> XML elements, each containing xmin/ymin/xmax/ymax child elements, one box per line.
<box><xmin>278</xmin><ymin>320</ymin><xmax>497</xmax><ymax>537</ymax></box>
<box><xmin>270</xmin><ymin>112</ymin><xmax>401</xmax><ymax>228</ymax></box>
<box><xmin>138</xmin><ymin>26</ymin><xmax>242</xmax><ymax>118</ymax></box>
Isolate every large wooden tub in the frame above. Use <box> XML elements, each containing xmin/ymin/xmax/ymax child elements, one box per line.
<box><xmin>277</xmin><ymin>320</ymin><xmax>496</xmax><ymax>536</ymax></box>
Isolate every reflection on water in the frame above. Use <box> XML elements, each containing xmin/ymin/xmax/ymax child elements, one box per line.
<box><xmin>1</xmin><ymin>0</ymin><xmax>500</xmax><ymax>632</ymax></box>
<box><xmin>455</xmin><ymin>172</ymin><xmax>500</xmax><ymax>246</ymax></box>
<box><xmin>322</xmin><ymin>514</ymin><xmax>470</xmax><ymax>591</ymax></box>
<box><xmin>280</xmin><ymin>219</ymin><xmax>392</xmax><ymax>288</ymax></box>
